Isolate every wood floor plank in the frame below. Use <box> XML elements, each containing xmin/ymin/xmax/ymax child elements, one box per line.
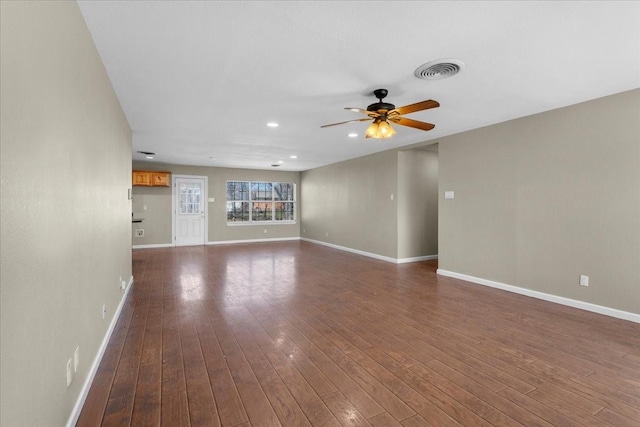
<box><xmin>526</xmin><ymin>359</ymin><xmax>640</xmax><ymax>419</ymax></box>
<box><xmin>102</xmin><ymin>395</ymin><xmax>132</xmax><ymax>427</ymax></box>
<box><xmin>276</xmin><ymin>364</ymin><xmax>341</xmax><ymax>426</ymax></box>
<box><xmin>180</xmin><ymin>334</ymin><xmax>221</xmax><ymax>427</ymax></box>
<box><xmin>262</xmin><ymin>312</ymin><xmax>416</xmax><ymax>421</ymax></box>
<box><xmin>364</xmin><ymin>347</ymin><xmax>493</xmax><ymax>426</ymax></box>
<box><xmin>424</xmin><ymin>359</ymin><xmax>553</xmax><ymax>427</ymax></box>
<box><xmin>196</xmin><ymin>323</ymin><xmax>248</xmax><ymax>426</ymax></box>
<box><xmin>595</xmin><ymin>407</ymin><xmax>640</xmax><ymax>427</ymax></box>
<box><xmin>409</xmin><ymin>363</ymin><xmax>524</xmax><ymax>426</ymax></box>
<box><xmin>161</xmin><ymin>390</ymin><xmax>190</xmax><ymax>427</ymax></box>
<box><xmin>367</xmin><ymin>412</ymin><xmax>404</xmax><ymax>426</ymax></box>
<box><xmin>77</xmin><ymin>243</ymin><xmax>640</xmax><ymax>426</ymax></box>
<box><xmin>321</xmin><ymin>391</ymin><xmax>372</xmax><ymax>426</ymax></box>
<box><xmin>498</xmin><ymin>387</ymin><xmax>584</xmax><ymax>427</ymax></box>
<box><xmin>346</xmin><ymin>350</ymin><xmax>461</xmax><ymax>427</ymax></box>
<box><xmin>526</xmin><ymin>388</ymin><xmax>609</xmax><ymax>426</ymax></box>
<box><xmin>231</xmin><ymin>323</ymin><xmax>312</xmax><ymax>426</ymax></box>
<box><xmin>214</xmin><ymin>322</ymin><xmax>282</xmax><ymax>426</ymax></box>
<box><xmin>131</xmin><ymin>361</ymin><xmax>161</xmax><ymax>426</ymax></box>
<box><xmin>255</xmin><ymin>310</ymin><xmax>386</xmax><ymax>418</ymax></box>
<box><xmin>399</xmin><ymin>414</ymin><xmax>434</xmax><ymax>427</ymax></box>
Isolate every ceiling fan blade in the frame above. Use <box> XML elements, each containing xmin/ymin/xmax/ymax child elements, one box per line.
<box><xmin>389</xmin><ymin>116</ymin><xmax>435</xmax><ymax>131</ymax></box>
<box><xmin>345</xmin><ymin>107</ymin><xmax>380</xmax><ymax>117</ymax></box>
<box><xmin>320</xmin><ymin>117</ymin><xmax>373</xmax><ymax>128</ymax></box>
<box><xmin>389</xmin><ymin>99</ymin><xmax>439</xmax><ymax>116</ymax></box>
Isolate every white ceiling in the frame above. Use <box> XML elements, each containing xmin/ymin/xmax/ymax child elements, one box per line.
<box><xmin>77</xmin><ymin>1</ymin><xmax>640</xmax><ymax>172</ymax></box>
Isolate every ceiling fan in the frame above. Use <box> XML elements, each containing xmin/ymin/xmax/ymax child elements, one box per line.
<box><xmin>321</xmin><ymin>89</ymin><xmax>439</xmax><ymax>139</ymax></box>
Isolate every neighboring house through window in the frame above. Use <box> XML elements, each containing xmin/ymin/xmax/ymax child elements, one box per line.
<box><xmin>226</xmin><ymin>181</ymin><xmax>295</xmax><ymax>223</ymax></box>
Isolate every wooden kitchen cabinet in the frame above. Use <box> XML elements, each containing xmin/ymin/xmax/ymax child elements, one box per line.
<box><xmin>151</xmin><ymin>172</ymin><xmax>170</xmax><ymax>186</ymax></box>
<box><xmin>132</xmin><ymin>170</ymin><xmax>170</xmax><ymax>187</ymax></box>
<box><xmin>132</xmin><ymin>170</ymin><xmax>151</xmax><ymax>186</ymax></box>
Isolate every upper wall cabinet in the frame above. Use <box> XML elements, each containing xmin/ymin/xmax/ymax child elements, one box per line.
<box><xmin>132</xmin><ymin>170</ymin><xmax>170</xmax><ymax>187</ymax></box>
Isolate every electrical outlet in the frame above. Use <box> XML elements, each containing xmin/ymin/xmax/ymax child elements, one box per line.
<box><xmin>135</xmin><ymin>229</ymin><xmax>144</xmax><ymax>237</ymax></box>
<box><xmin>66</xmin><ymin>358</ymin><xmax>73</xmax><ymax>387</ymax></box>
<box><xmin>121</xmin><ymin>280</ymin><xmax>127</xmax><ymax>290</ymax></box>
<box><xmin>74</xmin><ymin>347</ymin><xmax>80</xmax><ymax>373</ymax></box>
<box><xmin>579</xmin><ymin>275</ymin><xmax>589</xmax><ymax>287</ymax></box>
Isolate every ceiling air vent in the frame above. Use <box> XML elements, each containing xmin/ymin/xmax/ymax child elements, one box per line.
<box><xmin>414</xmin><ymin>59</ymin><xmax>464</xmax><ymax>80</ymax></box>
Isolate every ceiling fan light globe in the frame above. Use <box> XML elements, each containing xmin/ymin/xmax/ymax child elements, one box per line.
<box><xmin>378</xmin><ymin>120</ymin><xmax>392</xmax><ymax>136</ymax></box>
<box><xmin>387</xmin><ymin>123</ymin><xmax>396</xmax><ymax>137</ymax></box>
<box><xmin>365</xmin><ymin>121</ymin><xmax>380</xmax><ymax>138</ymax></box>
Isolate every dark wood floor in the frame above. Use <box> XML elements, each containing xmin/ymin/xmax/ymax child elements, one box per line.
<box><xmin>77</xmin><ymin>241</ymin><xmax>640</xmax><ymax>426</ymax></box>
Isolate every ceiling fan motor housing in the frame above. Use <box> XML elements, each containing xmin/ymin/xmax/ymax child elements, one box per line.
<box><xmin>367</xmin><ymin>102</ymin><xmax>395</xmax><ymax>112</ymax></box>
<box><xmin>368</xmin><ymin>88</ymin><xmax>395</xmax><ymax>112</ymax></box>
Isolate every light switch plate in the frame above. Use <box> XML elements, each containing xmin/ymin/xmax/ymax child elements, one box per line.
<box><xmin>445</xmin><ymin>191</ymin><xmax>455</xmax><ymax>199</ymax></box>
<box><xmin>66</xmin><ymin>358</ymin><xmax>73</xmax><ymax>387</ymax></box>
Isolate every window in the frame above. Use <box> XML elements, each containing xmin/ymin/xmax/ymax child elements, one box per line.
<box><xmin>227</xmin><ymin>181</ymin><xmax>295</xmax><ymax>223</ymax></box>
<box><xmin>179</xmin><ymin>182</ymin><xmax>202</xmax><ymax>214</ymax></box>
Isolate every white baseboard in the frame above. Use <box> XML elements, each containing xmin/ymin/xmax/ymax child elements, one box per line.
<box><xmin>66</xmin><ymin>275</ymin><xmax>134</xmax><ymax>427</ymax></box>
<box><xmin>132</xmin><ymin>243</ymin><xmax>173</xmax><ymax>249</ymax></box>
<box><xmin>437</xmin><ymin>269</ymin><xmax>640</xmax><ymax>324</ymax></box>
<box><xmin>301</xmin><ymin>238</ymin><xmax>435</xmax><ymax>264</ymax></box>
<box><xmin>301</xmin><ymin>238</ymin><xmax>397</xmax><ymax>263</ymax></box>
<box><xmin>398</xmin><ymin>254</ymin><xmax>438</xmax><ymax>264</ymax></box>
<box><xmin>207</xmin><ymin>237</ymin><xmax>300</xmax><ymax>245</ymax></box>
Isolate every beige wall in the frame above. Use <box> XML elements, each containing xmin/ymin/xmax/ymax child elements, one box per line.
<box><xmin>398</xmin><ymin>149</ymin><xmax>439</xmax><ymax>259</ymax></box>
<box><xmin>0</xmin><ymin>2</ymin><xmax>132</xmax><ymax>426</ymax></box>
<box><xmin>301</xmin><ymin>150</ymin><xmax>399</xmax><ymax>259</ymax></box>
<box><xmin>438</xmin><ymin>89</ymin><xmax>640</xmax><ymax>314</ymax></box>
<box><xmin>132</xmin><ymin>162</ymin><xmax>300</xmax><ymax>245</ymax></box>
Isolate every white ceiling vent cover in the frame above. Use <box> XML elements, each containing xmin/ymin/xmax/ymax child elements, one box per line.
<box><xmin>414</xmin><ymin>59</ymin><xmax>464</xmax><ymax>80</ymax></box>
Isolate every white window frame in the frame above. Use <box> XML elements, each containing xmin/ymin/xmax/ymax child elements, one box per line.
<box><xmin>226</xmin><ymin>180</ymin><xmax>296</xmax><ymax>225</ymax></box>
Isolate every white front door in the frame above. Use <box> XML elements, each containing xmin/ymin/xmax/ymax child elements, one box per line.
<box><xmin>174</xmin><ymin>176</ymin><xmax>206</xmax><ymax>246</ymax></box>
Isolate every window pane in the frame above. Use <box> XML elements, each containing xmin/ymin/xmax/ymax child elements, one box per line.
<box><xmin>227</xmin><ymin>201</ymin><xmax>250</xmax><ymax>221</ymax></box>
<box><xmin>227</xmin><ymin>181</ymin><xmax>250</xmax><ymax>201</ymax></box>
<box><xmin>251</xmin><ymin>182</ymin><xmax>272</xmax><ymax>201</ymax></box>
<box><xmin>274</xmin><ymin>183</ymin><xmax>294</xmax><ymax>201</ymax></box>
<box><xmin>274</xmin><ymin>202</ymin><xmax>294</xmax><ymax>221</ymax></box>
<box><xmin>252</xmin><ymin>202</ymin><xmax>272</xmax><ymax>221</ymax></box>
<box><xmin>180</xmin><ymin>183</ymin><xmax>201</xmax><ymax>214</ymax></box>
<box><xmin>226</xmin><ymin>181</ymin><xmax>294</xmax><ymax>223</ymax></box>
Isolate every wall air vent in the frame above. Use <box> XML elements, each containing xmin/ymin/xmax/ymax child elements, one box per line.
<box><xmin>414</xmin><ymin>59</ymin><xmax>464</xmax><ymax>80</ymax></box>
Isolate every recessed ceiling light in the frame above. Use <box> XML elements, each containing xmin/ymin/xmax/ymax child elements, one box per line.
<box><xmin>348</xmin><ymin>133</ymin><xmax>358</xmax><ymax>138</ymax></box>
<box><xmin>267</xmin><ymin>122</ymin><xmax>279</xmax><ymax>128</ymax></box>
<box><xmin>145</xmin><ymin>156</ymin><xmax>154</xmax><ymax>159</ymax></box>
<box><xmin>277</xmin><ymin>160</ymin><xmax>284</xmax><ymax>164</ymax></box>
<box><xmin>290</xmin><ymin>155</ymin><xmax>297</xmax><ymax>159</ymax></box>
<box><xmin>349</xmin><ymin>108</ymin><xmax>360</xmax><ymax>112</ymax></box>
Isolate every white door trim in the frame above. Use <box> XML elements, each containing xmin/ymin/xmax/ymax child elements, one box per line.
<box><xmin>172</xmin><ymin>174</ymin><xmax>209</xmax><ymax>246</ymax></box>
